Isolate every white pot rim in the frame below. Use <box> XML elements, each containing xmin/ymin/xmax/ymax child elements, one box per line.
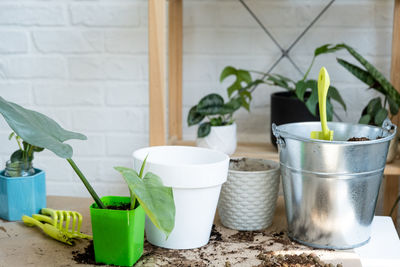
<box><xmin>228</xmin><ymin>158</ymin><xmax>280</xmax><ymax>174</ymax></box>
<box><xmin>133</xmin><ymin>146</ymin><xmax>230</xmax><ymax>188</ymax></box>
<box><xmin>133</xmin><ymin>146</ymin><xmax>229</xmax><ymax>168</ymax></box>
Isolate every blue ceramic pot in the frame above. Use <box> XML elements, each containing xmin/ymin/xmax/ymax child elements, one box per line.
<box><xmin>0</xmin><ymin>169</ymin><xmax>46</xmax><ymax>221</ymax></box>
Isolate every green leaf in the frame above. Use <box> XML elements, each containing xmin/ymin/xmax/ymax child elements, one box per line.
<box><xmin>0</xmin><ymin>97</ymin><xmax>87</xmax><ymax>158</ymax></box>
<box><xmin>326</xmin><ymin>99</ymin><xmax>333</xmax><ymax>121</ymax></box>
<box><xmin>359</xmin><ymin>114</ymin><xmax>371</xmax><ymax>124</ymax></box>
<box><xmin>220</xmin><ymin>66</ymin><xmax>237</xmax><ymax>82</ymax></box>
<box><xmin>305</xmin><ymin>81</ymin><xmax>318</xmax><ymax>116</ymax></box>
<box><xmin>241</xmin><ymin>96</ymin><xmax>250</xmax><ymax>111</ymax></box>
<box><xmin>197</xmin><ymin>122</ymin><xmax>211</xmax><ymax>138</ymax></box>
<box><xmin>267</xmin><ymin>74</ymin><xmax>294</xmax><ymax>91</ymax></box>
<box><xmin>187</xmin><ymin>105</ymin><xmax>205</xmax><ymax>126</ymax></box>
<box><xmin>210</xmin><ymin>117</ymin><xmax>223</xmax><ymax>126</ymax></box>
<box><xmin>327</xmin><ymin>85</ymin><xmax>347</xmax><ymax>111</ymax></box>
<box><xmin>237</xmin><ymin>69</ymin><xmax>252</xmax><ymax>84</ymax></box>
<box><xmin>367</xmin><ymin>97</ymin><xmax>382</xmax><ymax>115</ymax></box>
<box><xmin>388</xmin><ymin>97</ymin><xmax>399</xmax><ymax>115</ymax></box>
<box><xmin>227</xmin><ymin>80</ymin><xmax>241</xmax><ymax>97</ymax></box>
<box><xmin>374</xmin><ymin>108</ymin><xmax>388</xmax><ymax>126</ymax></box>
<box><xmin>337</xmin><ymin>58</ymin><xmax>376</xmax><ymax>88</ymax></box>
<box><xmin>337</xmin><ymin>43</ymin><xmax>400</xmax><ymax>107</ymax></box>
<box><xmin>314</xmin><ymin>44</ymin><xmax>344</xmax><ymax>57</ymax></box>
<box><xmin>8</xmin><ymin>132</ymin><xmax>15</xmax><ymax>140</ymax></box>
<box><xmin>196</xmin><ymin>94</ymin><xmax>224</xmax><ymax>115</ymax></box>
<box><xmin>115</xmin><ymin>167</ymin><xmax>175</xmax><ymax>238</ymax></box>
<box><xmin>220</xmin><ymin>98</ymin><xmax>241</xmax><ymax>115</ymax></box>
<box><xmin>295</xmin><ymin>80</ymin><xmax>307</xmax><ymax>101</ymax></box>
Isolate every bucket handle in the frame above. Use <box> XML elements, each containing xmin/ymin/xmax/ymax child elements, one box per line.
<box><xmin>382</xmin><ymin>118</ymin><xmax>397</xmax><ymax>134</ymax></box>
<box><xmin>272</xmin><ymin>123</ymin><xmax>286</xmax><ymax>148</ymax></box>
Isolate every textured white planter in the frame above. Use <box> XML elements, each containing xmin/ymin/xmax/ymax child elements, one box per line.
<box><xmin>133</xmin><ymin>146</ymin><xmax>229</xmax><ymax>249</ymax></box>
<box><xmin>196</xmin><ymin>123</ymin><xmax>237</xmax><ymax>155</ymax></box>
<box><xmin>218</xmin><ymin>158</ymin><xmax>280</xmax><ymax>231</ymax></box>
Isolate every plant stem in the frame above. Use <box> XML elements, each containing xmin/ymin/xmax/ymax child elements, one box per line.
<box><xmin>303</xmin><ymin>56</ymin><xmax>315</xmax><ymax>81</ymax></box>
<box><xmin>67</xmin><ymin>158</ymin><xmax>106</xmax><ymax>209</ymax></box>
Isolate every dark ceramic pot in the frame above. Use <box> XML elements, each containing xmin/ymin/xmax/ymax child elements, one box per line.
<box><xmin>270</xmin><ymin>91</ymin><xmax>319</xmax><ymax>146</ymax></box>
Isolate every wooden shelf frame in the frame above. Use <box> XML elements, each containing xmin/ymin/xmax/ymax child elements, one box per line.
<box><xmin>148</xmin><ymin>0</ymin><xmax>400</xmax><ymax>223</ymax></box>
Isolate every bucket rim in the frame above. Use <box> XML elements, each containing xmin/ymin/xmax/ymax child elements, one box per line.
<box><xmin>273</xmin><ymin>121</ymin><xmax>397</xmax><ymax>145</ymax></box>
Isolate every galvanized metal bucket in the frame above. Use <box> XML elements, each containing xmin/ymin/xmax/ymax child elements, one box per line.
<box><xmin>272</xmin><ymin>119</ymin><xmax>396</xmax><ymax>249</ymax></box>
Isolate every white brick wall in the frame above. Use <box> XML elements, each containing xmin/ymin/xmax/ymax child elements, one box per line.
<box><xmin>0</xmin><ymin>0</ymin><xmax>395</xmax><ymax>197</ymax></box>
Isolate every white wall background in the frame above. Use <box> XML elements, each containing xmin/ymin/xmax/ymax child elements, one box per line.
<box><xmin>0</xmin><ymin>0</ymin><xmax>395</xmax><ymax>197</ymax></box>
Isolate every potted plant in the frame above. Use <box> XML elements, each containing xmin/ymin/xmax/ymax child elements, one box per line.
<box><xmin>0</xmin><ymin>97</ymin><xmax>175</xmax><ymax>266</ymax></box>
<box><xmin>217</xmin><ymin>157</ymin><xmax>280</xmax><ymax>231</ymax></box>
<box><xmin>327</xmin><ymin>43</ymin><xmax>400</xmax><ymax>162</ymax></box>
<box><xmin>0</xmin><ymin>133</ymin><xmax>47</xmax><ymax>221</ymax></box>
<box><xmin>259</xmin><ymin>45</ymin><xmax>346</xmax><ymax>146</ymax></box>
<box><xmin>91</xmin><ymin>160</ymin><xmax>175</xmax><ymax>266</ymax></box>
<box><xmin>187</xmin><ymin>67</ymin><xmax>262</xmax><ymax>155</ymax></box>
<box><xmin>211</xmin><ymin>45</ymin><xmax>347</xmax><ymax>147</ymax></box>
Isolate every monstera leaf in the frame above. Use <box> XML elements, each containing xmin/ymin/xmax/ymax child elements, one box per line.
<box><xmin>0</xmin><ymin>97</ymin><xmax>86</xmax><ymax>159</ymax></box>
<box><xmin>115</xmin><ymin>166</ymin><xmax>176</xmax><ymax>238</ymax></box>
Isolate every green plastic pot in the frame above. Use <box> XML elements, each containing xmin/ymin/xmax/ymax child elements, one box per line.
<box><xmin>90</xmin><ymin>196</ymin><xmax>145</xmax><ymax>266</ymax></box>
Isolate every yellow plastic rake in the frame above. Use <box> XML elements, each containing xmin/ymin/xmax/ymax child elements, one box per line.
<box><xmin>22</xmin><ymin>208</ymin><xmax>92</xmax><ymax>245</ymax></box>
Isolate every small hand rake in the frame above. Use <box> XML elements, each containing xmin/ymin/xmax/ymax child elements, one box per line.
<box><xmin>22</xmin><ymin>208</ymin><xmax>92</xmax><ymax>245</ymax></box>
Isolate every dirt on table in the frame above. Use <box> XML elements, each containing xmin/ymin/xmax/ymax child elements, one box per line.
<box><xmin>71</xmin><ymin>224</ymin><xmax>352</xmax><ymax>267</ymax></box>
<box><xmin>256</xmin><ymin>252</ymin><xmax>343</xmax><ymax>267</ymax></box>
<box><xmin>72</xmin><ymin>240</ymin><xmax>105</xmax><ymax>266</ymax></box>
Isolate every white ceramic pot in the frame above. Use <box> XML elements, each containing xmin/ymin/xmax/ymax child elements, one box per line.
<box><xmin>133</xmin><ymin>146</ymin><xmax>229</xmax><ymax>249</ymax></box>
<box><xmin>218</xmin><ymin>158</ymin><xmax>280</xmax><ymax>231</ymax></box>
<box><xmin>196</xmin><ymin>123</ymin><xmax>237</xmax><ymax>155</ymax></box>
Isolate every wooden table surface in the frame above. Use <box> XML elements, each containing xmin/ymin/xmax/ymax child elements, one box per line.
<box><xmin>0</xmin><ymin>196</ymin><xmax>362</xmax><ymax>266</ymax></box>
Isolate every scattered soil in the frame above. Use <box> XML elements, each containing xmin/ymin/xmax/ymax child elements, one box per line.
<box><xmin>347</xmin><ymin>137</ymin><xmax>370</xmax><ymax>142</ymax></box>
<box><xmin>72</xmin><ymin>241</ymin><xmax>104</xmax><ymax>266</ymax></box>
<box><xmin>106</xmin><ymin>203</ymin><xmax>131</xmax><ymax>211</ymax></box>
<box><xmin>210</xmin><ymin>224</ymin><xmax>223</xmax><ymax>242</ymax></box>
<box><xmin>230</xmin><ymin>158</ymin><xmax>274</xmax><ymax>172</ymax></box>
<box><xmin>229</xmin><ymin>231</ymin><xmax>257</xmax><ymax>242</ymax></box>
<box><xmin>256</xmin><ymin>252</ymin><xmax>343</xmax><ymax>267</ymax></box>
<box><xmin>270</xmin><ymin>231</ymin><xmax>294</xmax><ymax>247</ymax></box>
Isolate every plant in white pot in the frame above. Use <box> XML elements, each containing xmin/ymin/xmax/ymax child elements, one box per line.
<box><xmin>187</xmin><ymin>66</ymin><xmax>262</xmax><ymax>155</ymax></box>
<box><xmin>0</xmin><ymin>97</ymin><xmax>175</xmax><ymax>266</ymax></box>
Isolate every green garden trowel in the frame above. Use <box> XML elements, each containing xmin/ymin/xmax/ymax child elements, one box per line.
<box><xmin>310</xmin><ymin>67</ymin><xmax>334</xmax><ymax>141</ymax></box>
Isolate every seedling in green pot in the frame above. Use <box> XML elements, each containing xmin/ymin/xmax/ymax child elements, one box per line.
<box><xmin>115</xmin><ymin>157</ymin><xmax>176</xmax><ymax>238</ymax></box>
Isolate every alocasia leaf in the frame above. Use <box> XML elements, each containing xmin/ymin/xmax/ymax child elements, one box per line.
<box><xmin>0</xmin><ymin>96</ymin><xmax>86</xmax><ymax>158</ymax></box>
<box><xmin>114</xmin><ymin>167</ymin><xmax>176</xmax><ymax>238</ymax></box>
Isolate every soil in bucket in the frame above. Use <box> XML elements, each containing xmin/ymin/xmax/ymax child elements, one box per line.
<box><xmin>230</xmin><ymin>158</ymin><xmax>274</xmax><ymax>172</ymax></box>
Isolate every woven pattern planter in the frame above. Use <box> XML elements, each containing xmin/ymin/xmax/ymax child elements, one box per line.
<box><xmin>218</xmin><ymin>158</ymin><xmax>280</xmax><ymax>231</ymax></box>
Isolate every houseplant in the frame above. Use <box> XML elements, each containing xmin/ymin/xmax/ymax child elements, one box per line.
<box><xmin>0</xmin><ymin>96</ymin><xmax>175</xmax><ymax>266</ymax></box>
<box><xmin>0</xmin><ymin>133</ymin><xmax>46</xmax><ymax>221</ymax></box>
<box><xmin>91</xmin><ymin>160</ymin><xmax>175</xmax><ymax>266</ymax></box>
<box><xmin>262</xmin><ymin>45</ymin><xmax>346</xmax><ymax>145</ymax></box>
<box><xmin>326</xmin><ymin>43</ymin><xmax>400</xmax><ymax>162</ymax></box>
<box><xmin>187</xmin><ymin>66</ymin><xmax>262</xmax><ymax>155</ymax></box>
<box><xmin>217</xmin><ymin>157</ymin><xmax>280</xmax><ymax>231</ymax></box>
<box><xmin>133</xmin><ymin>145</ymin><xmax>229</xmax><ymax>249</ymax></box>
